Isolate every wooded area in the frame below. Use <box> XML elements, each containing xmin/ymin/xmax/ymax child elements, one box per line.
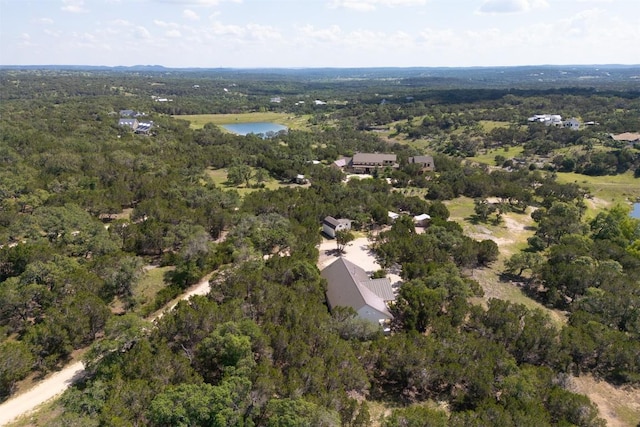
<box><xmin>1</xmin><ymin>67</ymin><xmax>639</xmax><ymax>426</ymax></box>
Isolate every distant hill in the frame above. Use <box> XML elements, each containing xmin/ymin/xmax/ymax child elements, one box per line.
<box><xmin>1</xmin><ymin>64</ymin><xmax>639</xmax><ymax>89</ymax></box>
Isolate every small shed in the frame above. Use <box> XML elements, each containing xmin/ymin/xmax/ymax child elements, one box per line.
<box><xmin>413</xmin><ymin>213</ymin><xmax>431</xmax><ymax>227</ymax></box>
<box><xmin>323</xmin><ymin>216</ymin><xmax>352</xmax><ymax>238</ymax></box>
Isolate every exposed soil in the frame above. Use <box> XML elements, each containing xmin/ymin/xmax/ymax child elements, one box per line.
<box><xmin>569</xmin><ymin>376</ymin><xmax>640</xmax><ymax>427</ymax></box>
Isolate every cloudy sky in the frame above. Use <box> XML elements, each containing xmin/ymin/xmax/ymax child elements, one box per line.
<box><xmin>1</xmin><ymin>0</ymin><xmax>638</xmax><ymax>68</ymax></box>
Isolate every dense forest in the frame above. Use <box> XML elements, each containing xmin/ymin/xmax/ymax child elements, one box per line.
<box><xmin>1</xmin><ymin>67</ymin><xmax>639</xmax><ymax>426</ymax></box>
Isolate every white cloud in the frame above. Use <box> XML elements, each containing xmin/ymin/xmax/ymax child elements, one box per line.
<box><xmin>246</xmin><ymin>24</ymin><xmax>282</xmax><ymax>41</ymax></box>
<box><xmin>166</xmin><ymin>29</ymin><xmax>182</xmax><ymax>38</ymax></box>
<box><xmin>154</xmin><ymin>0</ymin><xmax>241</xmax><ymax>6</ymax></box>
<box><xmin>477</xmin><ymin>0</ymin><xmax>549</xmax><ymax>14</ymax></box>
<box><xmin>418</xmin><ymin>28</ymin><xmax>459</xmax><ymax>48</ymax></box>
<box><xmin>210</xmin><ymin>21</ymin><xmax>245</xmax><ymax>37</ymax></box>
<box><xmin>298</xmin><ymin>24</ymin><xmax>343</xmax><ymax>43</ymax></box>
<box><xmin>44</xmin><ymin>29</ymin><xmax>63</xmax><ymax>38</ymax></box>
<box><xmin>154</xmin><ymin>20</ymin><xmax>180</xmax><ymax>28</ymax></box>
<box><xmin>135</xmin><ymin>26</ymin><xmax>151</xmax><ymax>39</ymax></box>
<box><xmin>19</xmin><ymin>33</ymin><xmax>37</xmax><ymax>47</ymax></box>
<box><xmin>183</xmin><ymin>9</ymin><xmax>200</xmax><ymax>20</ymax></box>
<box><xmin>61</xmin><ymin>0</ymin><xmax>87</xmax><ymax>13</ymax></box>
<box><xmin>328</xmin><ymin>0</ymin><xmax>427</xmax><ymax>11</ymax></box>
<box><xmin>110</xmin><ymin>19</ymin><xmax>132</xmax><ymax>26</ymax></box>
<box><xmin>35</xmin><ymin>18</ymin><xmax>54</xmax><ymax>25</ymax></box>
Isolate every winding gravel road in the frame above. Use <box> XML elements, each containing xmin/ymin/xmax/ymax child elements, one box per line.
<box><xmin>0</xmin><ymin>276</ymin><xmax>212</xmax><ymax>426</ymax></box>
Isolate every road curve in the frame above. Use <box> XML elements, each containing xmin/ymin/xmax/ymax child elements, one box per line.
<box><xmin>0</xmin><ymin>276</ymin><xmax>212</xmax><ymax>426</ymax></box>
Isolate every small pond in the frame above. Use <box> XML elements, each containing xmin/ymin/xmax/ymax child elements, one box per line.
<box><xmin>631</xmin><ymin>203</ymin><xmax>640</xmax><ymax>219</ymax></box>
<box><xmin>221</xmin><ymin>122</ymin><xmax>288</xmax><ymax>137</ymax></box>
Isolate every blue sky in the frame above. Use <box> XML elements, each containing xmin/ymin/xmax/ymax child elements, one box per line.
<box><xmin>1</xmin><ymin>0</ymin><xmax>638</xmax><ymax>67</ymax></box>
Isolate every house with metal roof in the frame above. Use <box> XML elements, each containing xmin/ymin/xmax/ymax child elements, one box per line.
<box><xmin>348</xmin><ymin>153</ymin><xmax>398</xmax><ymax>174</ymax></box>
<box><xmin>408</xmin><ymin>155</ymin><xmax>435</xmax><ymax>172</ymax></box>
<box><xmin>321</xmin><ymin>257</ymin><xmax>395</xmax><ymax>324</ymax></box>
<box><xmin>118</xmin><ymin>118</ymin><xmax>139</xmax><ymax>131</ymax></box>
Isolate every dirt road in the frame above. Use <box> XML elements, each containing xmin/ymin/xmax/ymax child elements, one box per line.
<box><xmin>0</xmin><ymin>276</ymin><xmax>212</xmax><ymax>426</ymax></box>
<box><xmin>0</xmin><ymin>361</ymin><xmax>84</xmax><ymax>426</ymax></box>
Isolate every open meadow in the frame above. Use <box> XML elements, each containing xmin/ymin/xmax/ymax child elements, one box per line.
<box><xmin>174</xmin><ymin>112</ymin><xmax>311</xmax><ymax>131</ymax></box>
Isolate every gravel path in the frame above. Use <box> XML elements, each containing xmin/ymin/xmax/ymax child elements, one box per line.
<box><xmin>0</xmin><ymin>276</ymin><xmax>213</xmax><ymax>426</ymax></box>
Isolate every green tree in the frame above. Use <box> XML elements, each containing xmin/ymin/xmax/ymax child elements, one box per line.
<box><xmin>264</xmin><ymin>398</ymin><xmax>340</xmax><ymax>427</ymax></box>
<box><xmin>335</xmin><ymin>230</ymin><xmax>355</xmax><ymax>253</ymax></box>
<box><xmin>383</xmin><ymin>405</ymin><xmax>448</xmax><ymax>427</ymax></box>
<box><xmin>148</xmin><ymin>378</ymin><xmax>253</xmax><ymax>427</ymax></box>
<box><xmin>0</xmin><ymin>341</ymin><xmax>34</xmax><ymax>398</ymax></box>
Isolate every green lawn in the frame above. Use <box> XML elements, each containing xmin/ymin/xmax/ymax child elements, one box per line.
<box><xmin>133</xmin><ymin>266</ymin><xmax>174</xmax><ymax>313</ymax></box>
<box><xmin>205</xmin><ymin>167</ymin><xmax>290</xmax><ymax>197</ymax></box>
<box><xmin>174</xmin><ymin>112</ymin><xmax>311</xmax><ymax>131</ymax></box>
<box><xmin>555</xmin><ymin>171</ymin><xmax>640</xmax><ymax>218</ymax></box>
<box><xmin>468</xmin><ymin>145</ymin><xmax>525</xmax><ymax>165</ymax></box>
<box><xmin>478</xmin><ymin>120</ymin><xmax>511</xmax><ymax>132</ymax></box>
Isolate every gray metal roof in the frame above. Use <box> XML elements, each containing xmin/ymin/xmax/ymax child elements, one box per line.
<box><xmin>352</xmin><ymin>153</ymin><xmax>397</xmax><ymax>164</ymax></box>
<box><xmin>323</xmin><ymin>216</ymin><xmax>340</xmax><ymax>228</ymax></box>
<box><xmin>323</xmin><ymin>216</ymin><xmax>350</xmax><ymax>229</ymax></box>
<box><xmin>361</xmin><ymin>278</ymin><xmax>395</xmax><ymax>302</ymax></box>
<box><xmin>409</xmin><ymin>155</ymin><xmax>434</xmax><ymax>165</ymax></box>
<box><xmin>321</xmin><ymin>257</ymin><xmax>393</xmax><ymax>319</ymax></box>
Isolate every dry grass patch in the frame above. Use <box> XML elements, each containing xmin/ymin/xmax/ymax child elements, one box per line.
<box><xmin>445</xmin><ymin>197</ymin><xmax>567</xmax><ymax>327</ymax></box>
<box><xmin>569</xmin><ymin>375</ymin><xmax>640</xmax><ymax>427</ymax></box>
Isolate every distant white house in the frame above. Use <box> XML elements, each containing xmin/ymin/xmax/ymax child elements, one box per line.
<box><xmin>314</xmin><ymin>100</ymin><xmax>327</xmax><ymax>105</ymax></box>
<box><xmin>388</xmin><ymin>211</ymin><xmax>400</xmax><ymax>222</ymax></box>
<box><xmin>323</xmin><ymin>216</ymin><xmax>352</xmax><ymax>238</ymax></box>
<box><xmin>528</xmin><ymin>114</ymin><xmax>562</xmax><ymax>126</ymax></box>
<box><xmin>564</xmin><ymin>118</ymin><xmax>580</xmax><ymax>130</ymax></box>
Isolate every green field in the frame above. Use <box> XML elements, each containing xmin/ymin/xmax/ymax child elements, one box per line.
<box><xmin>468</xmin><ymin>145</ymin><xmax>525</xmax><ymax>165</ymax></box>
<box><xmin>478</xmin><ymin>120</ymin><xmax>511</xmax><ymax>132</ymax></box>
<box><xmin>205</xmin><ymin>167</ymin><xmax>292</xmax><ymax>196</ymax></box>
<box><xmin>133</xmin><ymin>266</ymin><xmax>174</xmax><ymax>313</ymax></box>
<box><xmin>555</xmin><ymin>171</ymin><xmax>640</xmax><ymax>213</ymax></box>
<box><xmin>174</xmin><ymin>112</ymin><xmax>311</xmax><ymax>131</ymax></box>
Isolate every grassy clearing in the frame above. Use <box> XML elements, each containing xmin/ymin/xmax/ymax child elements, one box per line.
<box><xmin>174</xmin><ymin>112</ymin><xmax>311</xmax><ymax>131</ymax></box>
<box><xmin>468</xmin><ymin>145</ymin><xmax>525</xmax><ymax>165</ymax></box>
<box><xmin>478</xmin><ymin>120</ymin><xmax>511</xmax><ymax>132</ymax></box>
<box><xmin>133</xmin><ymin>265</ymin><xmax>173</xmax><ymax>313</ymax></box>
<box><xmin>570</xmin><ymin>375</ymin><xmax>640</xmax><ymax>427</ymax></box>
<box><xmin>205</xmin><ymin>167</ymin><xmax>290</xmax><ymax>197</ymax></box>
<box><xmin>444</xmin><ymin>196</ymin><xmax>567</xmax><ymax>328</ymax></box>
<box><xmin>555</xmin><ymin>171</ymin><xmax>640</xmax><ymax>208</ymax></box>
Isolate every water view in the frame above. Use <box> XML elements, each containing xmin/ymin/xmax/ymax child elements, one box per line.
<box><xmin>631</xmin><ymin>203</ymin><xmax>640</xmax><ymax>219</ymax></box>
<box><xmin>221</xmin><ymin>122</ymin><xmax>288</xmax><ymax>137</ymax></box>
